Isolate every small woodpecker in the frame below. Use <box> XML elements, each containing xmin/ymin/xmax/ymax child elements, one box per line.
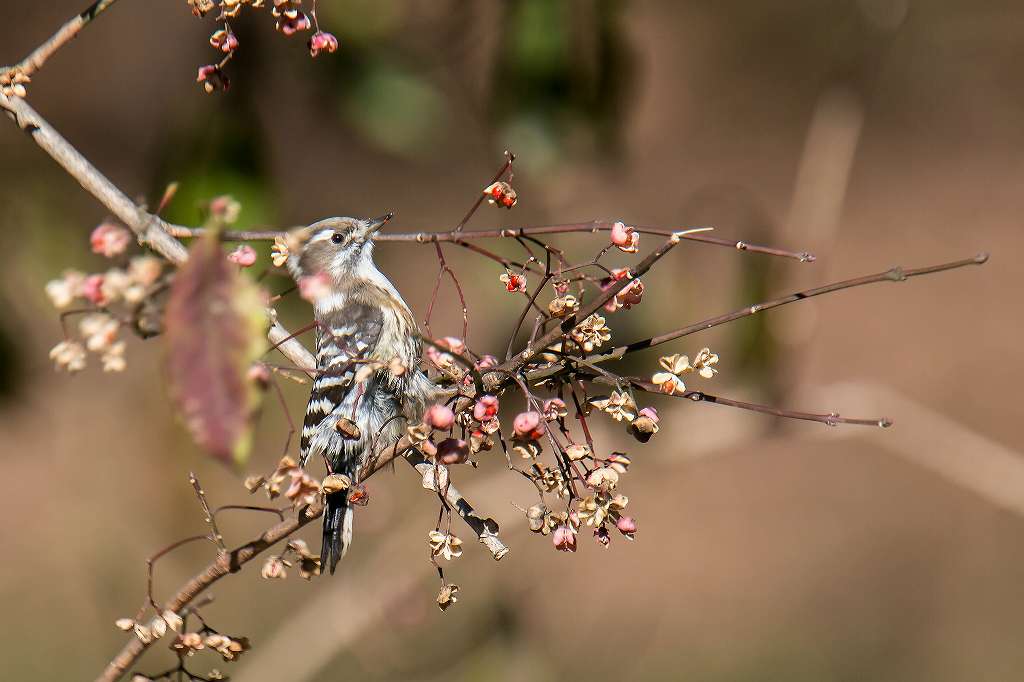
<box><xmin>286</xmin><ymin>214</ymin><xmax>437</xmax><ymax>574</ymax></box>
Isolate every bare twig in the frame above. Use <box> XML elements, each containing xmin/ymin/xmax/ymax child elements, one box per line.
<box><xmin>2</xmin><ymin>0</ymin><xmax>121</xmax><ymax>84</ymax></box>
<box><xmin>423</xmin><ymin>243</ymin><xmax>469</xmax><ymax>340</ymax></box>
<box><xmin>589</xmin><ymin>253</ymin><xmax>991</xmax><ymax>363</ymax></box>
<box><xmin>623</xmin><ymin>377</ymin><xmax>892</xmax><ymax>427</ymax></box>
<box><xmin>171</xmin><ymin>220</ymin><xmax>815</xmax><ymax>262</ymax></box>
<box><xmin>189</xmin><ymin>472</ymin><xmax>226</xmax><ymax>553</ymax></box>
<box><xmin>453</xmin><ymin>151</ymin><xmax>514</xmax><ymax>233</ymax></box>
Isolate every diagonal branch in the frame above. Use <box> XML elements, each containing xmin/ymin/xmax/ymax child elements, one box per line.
<box><xmin>97</xmin><ymin>499</ymin><xmax>325</xmax><ymax>682</ymax></box>
<box><xmin>588</xmin><ymin>252</ymin><xmax>991</xmax><ymax>363</ymax></box>
<box><xmin>624</xmin><ymin>377</ymin><xmax>892</xmax><ymax>427</ymax></box>
<box><xmin>0</xmin><ymin>90</ymin><xmax>314</xmax><ymax>374</ymax></box>
<box><xmin>0</xmin><ymin>92</ymin><xmax>188</xmax><ymax>263</ymax></box>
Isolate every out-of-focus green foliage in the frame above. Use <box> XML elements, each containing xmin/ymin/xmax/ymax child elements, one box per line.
<box><xmin>492</xmin><ymin>0</ymin><xmax>632</xmax><ymax>170</ymax></box>
<box><xmin>341</xmin><ymin>61</ymin><xmax>447</xmax><ymax>157</ymax></box>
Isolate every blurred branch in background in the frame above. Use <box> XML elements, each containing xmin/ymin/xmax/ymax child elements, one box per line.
<box><xmin>802</xmin><ymin>382</ymin><xmax>1024</xmax><ymax>518</ymax></box>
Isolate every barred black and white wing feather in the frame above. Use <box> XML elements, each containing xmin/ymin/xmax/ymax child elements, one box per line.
<box><xmin>299</xmin><ymin>301</ymin><xmax>384</xmax><ymax>468</ymax></box>
<box><xmin>300</xmin><ymin>301</ymin><xmax>398</xmax><ymax>574</ymax></box>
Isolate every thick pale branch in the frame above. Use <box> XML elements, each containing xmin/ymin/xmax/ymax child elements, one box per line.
<box><xmin>0</xmin><ymin>91</ymin><xmax>323</xmax><ymax>375</ymax></box>
<box><xmin>0</xmin><ymin>92</ymin><xmax>188</xmax><ymax>264</ymax></box>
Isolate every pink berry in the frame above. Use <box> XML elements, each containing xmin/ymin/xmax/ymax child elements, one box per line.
<box><xmin>610</xmin><ymin>221</ymin><xmax>632</xmax><ymax>246</ymax></box>
<box><xmin>308</xmin><ymin>31</ymin><xmax>339</xmax><ymax>57</ymax></box>
<box><xmin>473</xmin><ymin>395</ymin><xmax>499</xmax><ymax>421</ymax></box>
<box><xmin>513</xmin><ymin>411</ymin><xmax>545</xmax><ymax>440</ymax></box>
<box><xmin>90</xmin><ymin>222</ymin><xmax>131</xmax><ymax>258</ymax></box>
<box><xmin>81</xmin><ymin>274</ymin><xmax>106</xmax><ymax>305</ymax></box>
<box><xmin>616</xmin><ymin>516</ymin><xmax>637</xmax><ymax>539</ymax></box>
<box><xmin>227</xmin><ymin>245</ymin><xmax>257</xmax><ymax>267</ymax></box>
<box><xmin>553</xmin><ymin>526</ymin><xmax>577</xmax><ymax>552</ymax></box>
<box><xmin>425</xmin><ymin>404</ymin><xmax>455</xmax><ymax>430</ymax></box>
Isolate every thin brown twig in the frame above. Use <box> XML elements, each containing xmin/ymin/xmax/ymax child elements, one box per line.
<box><xmin>623</xmin><ymin>377</ymin><xmax>892</xmax><ymax>428</ymax></box>
<box><xmin>142</xmin><ymin>534</ymin><xmax>215</xmax><ymax>617</ymax></box>
<box><xmin>504</xmin><ymin>268</ymin><xmax>552</xmax><ymax>361</ymax></box>
<box><xmin>212</xmin><ymin>504</ymin><xmax>286</xmax><ymax>522</ymax></box>
<box><xmin>264</xmin><ymin>369</ymin><xmax>298</xmax><ymax>456</ymax></box>
<box><xmin>423</xmin><ymin>243</ymin><xmax>469</xmax><ymax>340</ymax></box>
<box><xmin>189</xmin><ymin>472</ymin><xmax>226</xmax><ymax>553</ymax></box>
<box><xmin>172</xmin><ymin>220</ymin><xmax>814</xmax><ymax>262</ymax></box>
<box><xmin>588</xmin><ymin>253</ymin><xmax>991</xmax><ymax>364</ymax></box>
<box><xmin>453</xmin><ymin>151</ymin><xmax>515</xmax><ymax>233</ymax></box>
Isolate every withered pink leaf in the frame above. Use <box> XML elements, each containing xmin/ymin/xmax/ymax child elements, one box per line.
<box><xmin>164</xmin><ymin>227</ymin><xmax>267</xmax><ymax>467</ymax></box>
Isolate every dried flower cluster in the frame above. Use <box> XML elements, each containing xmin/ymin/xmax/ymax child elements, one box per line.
<box><xmin>652</xmin><ymin>348</ymin><xmax>719</xmax><ymax>395</ymax></box>
<box><xmin>191</xmin><ymin>0</ymin><xmax>339</xmax><ymax>93</ymax></box>
<box><xmin>245</xmin><ymin>455</ymin><xmax>322</xmax><ymax>509</ymax></box>
<box><xmin>115</xmin><ymin>604</ymin><xmax>243</xmax><ymax>680</ymax></box>
<box><xmin>45</xmin><ymin>221</ymin><xmax>166</xmax><ymax>374</ymax></box>
<box><xmin>261</xmin><ymin>538</ymin><xmax>322</xmax><ymax>580</ymax></box>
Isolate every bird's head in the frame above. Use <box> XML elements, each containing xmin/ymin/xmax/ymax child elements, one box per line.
<box><xmin>285</xmin><ymin>213</ymin><xmax>392</xmax><ymax>282</ymax></box>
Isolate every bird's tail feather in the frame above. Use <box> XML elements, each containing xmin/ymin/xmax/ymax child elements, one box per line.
<box><xmin>322</xmin><ymin>490</ymin><xmax>354</xmax><ymax>575</ymax></box>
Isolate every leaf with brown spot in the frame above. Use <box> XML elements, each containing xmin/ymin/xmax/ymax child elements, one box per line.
<box><xmin>164</xmin><ymin>227</ymin><xmax>267</xmax><ymax>467</ymax></box>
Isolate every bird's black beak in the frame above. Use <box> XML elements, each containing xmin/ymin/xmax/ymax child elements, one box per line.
<box><xmin>366</xmin><ymin>212</ymin><xmax>393</xmax><ymax>235</ymax></box>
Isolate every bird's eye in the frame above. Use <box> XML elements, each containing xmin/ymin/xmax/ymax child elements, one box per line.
<box><xmin>331</xmin><ymin>233</ymin><xmax>344</xmax><ymax>244</ymax></box>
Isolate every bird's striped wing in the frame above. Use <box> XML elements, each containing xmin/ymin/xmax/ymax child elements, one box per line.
<box><xmin>299</xmin><ymin>301</ymin><xmax>385</xmax><ymax>465</ymax></box>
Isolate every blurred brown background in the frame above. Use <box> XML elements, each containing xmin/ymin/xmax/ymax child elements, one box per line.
<box><xmin>1</xmin><ymin>1</ymin><xmax>1021</xmax><ymax>680</ymax></box>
